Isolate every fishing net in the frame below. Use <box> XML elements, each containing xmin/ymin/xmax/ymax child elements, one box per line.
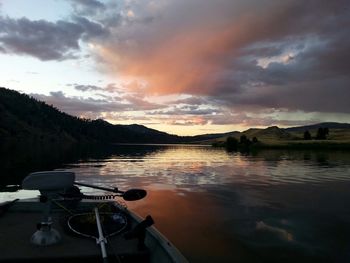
<box><xmin>67</xmin><ymin>211</ymin><xmax>128</xmax><ymax>239</ymax></box>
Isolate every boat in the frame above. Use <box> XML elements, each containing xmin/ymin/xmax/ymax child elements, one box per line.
<box><xmin>0</xmin><ymin>171</ymin><xmax>188</xmax><ymax>263</ymax></box>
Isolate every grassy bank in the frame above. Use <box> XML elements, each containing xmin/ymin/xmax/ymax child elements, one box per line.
<box><xmin>213</xmin><ymin>138</ymin><xmax>350</xmax><ymax>151</ymax></box>
<box><xmin>252</xmin><ymin>140</ymin><xmax>350</xmax><ymax>150</ymax></box>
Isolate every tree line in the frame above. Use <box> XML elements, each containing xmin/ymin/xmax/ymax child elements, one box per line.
<box><xmin>211</xmin><ymin>135</ymin><xmax>259</xmax><ymax>152</ymax></box>
<box><xmin>303</xmin><ymin>127</ymin><xmax>329</xmax><ymax>140</ymax></box>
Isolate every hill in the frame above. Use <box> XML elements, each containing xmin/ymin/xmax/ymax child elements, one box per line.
<box><xmin>209</xmin><ymin>123</ymin><xmax>350</xmax><ymax>150</ymax></box>
<box><xmin>0</xmin><ymin>87</ymin><xmax>184</xmax><ymax>144</ymax></box>
<box><xmin>244</xmin><ymin>126</ymin><xmax>292</xmax><ymax>141</ymax></box>
<box><xmin>286</xmin><ymin>122</ymin><xmax>350</xmax><ymax>132</ymax></box>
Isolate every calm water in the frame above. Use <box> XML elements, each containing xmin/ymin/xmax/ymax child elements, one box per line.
<box><xmin>2</xmin><ymin>145</ymin><xmax>350</xmax><ymax>262</ymax></box>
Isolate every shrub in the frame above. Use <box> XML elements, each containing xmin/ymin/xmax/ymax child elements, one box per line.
<box><xmin>304</xmin><ymin>130</ymin><xmax>311</xmax><ymax>140</ymax></box>
<box><xmin>226</xmin><ymin>136</ymin><xmax>238</xmax><ymax>151</ymax></box>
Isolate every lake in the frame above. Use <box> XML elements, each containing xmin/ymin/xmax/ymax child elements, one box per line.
<box><xmin>2</xmin><ymin>144</ymin><xmax>350</xmax><ymax>262</ymax></box>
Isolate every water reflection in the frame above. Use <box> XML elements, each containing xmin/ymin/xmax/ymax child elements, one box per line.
<box><xmin>128</xmin><ymin>189</ymin><xmax>260</xmax><ymax>263</ymax></box>
<box><xmin>63</xmin><ymin>146</ymin><xmax>350</xmax><ymax>262</ymax></box>
<box><xmin>2</xmin><ymin>145</ymin><xmax>350</xmax><ymax>262</ymax></box>
<box><xmin>66</xmin><ymin>146</ymin><xmax>350</xmax><ymax>191</ymax></box>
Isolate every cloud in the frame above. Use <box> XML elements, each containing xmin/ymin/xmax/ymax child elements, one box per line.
<box><xmin>72</xmin><ymin>15</ymin><xmax>108</xmax><ymax>40</ymax></box>
<box><xmin>2</xmin><ymin>0</ymin><xmax>350</xmax><ymax>129</ymax></box>
<box><xmin>32</xmin><ymin>91</ymin><xmax>126</xmax><ymax>116</ymax></box>
<box><xmin>209</xmin><ymin>112</ymin><xmax>314</xmax><ymax>127</ymax></box>
<box><xmin>170</xmin><ymin>96</ymin><xmax>209</xmax><ymax>106</ymax></box>
<box><xmin>29</xmin><ymin>89</ymin><xmax>347</xmax><ymax>130</ymax></box>
<box><xmin>31</xmin><ymin>90</ymin><xmax>166</xmax><ymax>117</ymax></box>
<box><xmin>150</xmin><ymin>106</ymin><xmax>215</xmax><ymax>116</ymax></box>
<box><xmin>0</xmin><ymin>14</ymin><xmax>108</xmax><ymax>60</ymax></box>
<box><xmin>73</xmin><ymin>84</ymin><xmax>102</xmax><ymax>92</ymax></box>
<box><xmin>70</xmin><ymin>0</ymin><xmax>106</xmax><ymax>9</ymax></box>
<box><xmin>92</xmin><ymin>0</ymin><xmax>350</xmax><ymax>115</ymax></box>
<box><xmin>122</xmin><ymin>94</ymin><xmax>164</xmax><ymax>110</ymax></box>
<box><xmin>71</xmin><ymin>82</ymin><xmax>133</xmax><ymax>94</ymax></box>
<box><xmin>0</xmin><ymin>17</ymin><xmax>81</xmax><ymax>60</ymax></box>
<box><xmin>167</xmin><ymin>117</ymin><xmax>209</xmax><ymax>126</ymax></box>
<box><xmin>69</xmin><ymin>0</ymin><xmax>106</xmax><ymax>14</ymax></box>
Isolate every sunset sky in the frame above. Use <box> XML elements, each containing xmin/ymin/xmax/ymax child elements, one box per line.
<box><xmin>0</xmin><ymin>0</ymin><xmax>349</xmax><ymax>135</ymax></box>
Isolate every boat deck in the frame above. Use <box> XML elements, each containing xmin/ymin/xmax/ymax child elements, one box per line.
<box><xmin>0</xmin><ymin>200</ymin><xmax>149</xmax><ymax>263</ymax></box>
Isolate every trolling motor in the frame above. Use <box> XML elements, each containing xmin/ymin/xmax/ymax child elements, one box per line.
<box><xmin>73</xmin><ymin>181</ymin><xmax>147</xmax><ymax>201</ymax></box>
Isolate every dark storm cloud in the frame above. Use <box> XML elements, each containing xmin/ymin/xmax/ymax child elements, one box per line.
<box><xmin>0</xmin><ymin>15</ymin><xmax>108</xmax><ymax>60</ymax></box>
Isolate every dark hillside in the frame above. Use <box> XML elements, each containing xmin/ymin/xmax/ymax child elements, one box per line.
<box><xmin>189</xmin><ymin>131</ymin><xmax>239</xmax><ymax>142</ymax></box>
<box><xmin>0</xmin><ymin>87</ymin><xmax>181</xmax><ymax>144</ymax></box>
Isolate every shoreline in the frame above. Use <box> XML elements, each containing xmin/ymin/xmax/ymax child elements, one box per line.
<box><xmin>213</xmin><ymin>140</ymin><xmax>350</xmax><ymax>151</ymax></box>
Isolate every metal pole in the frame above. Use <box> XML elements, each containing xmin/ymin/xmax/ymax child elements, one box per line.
<box><xmin>94</xmin><ymin>207</ymin><xmax>108</xmax><ymax>263</ymax></box>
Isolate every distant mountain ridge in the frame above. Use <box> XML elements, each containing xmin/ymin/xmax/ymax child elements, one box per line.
<box><xmin>207</xmin><ymin>123</ymin><xmax>350</xmax><ymax>145</ymax></box>
<box><xmin>285</xmin><ymin>122</ymin><xmax>350</xmax><ymax>132</ymax></box>
<box><xmin>1</xmin><ymin>87</ymin><xmax>349</xmax><ymax>144</ymax></box>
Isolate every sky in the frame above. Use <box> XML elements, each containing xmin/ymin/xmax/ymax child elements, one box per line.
<box><xmin>0</xmin><ymin>0</ymin><xmax>349</xmax><ymax>136</ymax></box>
